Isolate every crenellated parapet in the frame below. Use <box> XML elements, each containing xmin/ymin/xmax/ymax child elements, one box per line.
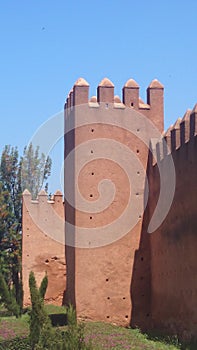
<box><xmin>64</xmin><ymin>76</ymin><xmax>163</xmax><ymax>108</ymax></box>
<box><xmin>22</xmin><ymin>189</ymin><xmax>64</xmax><ymax>242</ymax></box>
<box><xmin>64</xmin><ymin>77</ymin><xmax>164</xmax><ymax>132</ymax></box>
<box><xmin>150</xmin><ymin>104</ymin><xmax>197</xmax><ymax>165</ymax></box>
<box><xmin>23</xmin><ymin>188</ymin><xmax>64</xmax><ymax>206</ymax></box>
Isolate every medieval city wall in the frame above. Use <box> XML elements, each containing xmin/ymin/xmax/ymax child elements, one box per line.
<box><xmin>144</xmin><ymin>108</ymin><xmax>197</xmax><ymax>340</ymax></box>
<box><xmin>22</xmin><ymin>76</ymin><xmax>197</xmax><ymax>341</ymax></box>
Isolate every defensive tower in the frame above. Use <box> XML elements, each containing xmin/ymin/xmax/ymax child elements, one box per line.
<box><xmin>64</xmin><ymin>77</ymin><xmax>164</xmax><ymax>326</ymax></box>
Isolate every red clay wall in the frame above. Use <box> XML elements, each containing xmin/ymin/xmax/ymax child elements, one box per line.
<box><xmin>64</xmin><ymin>77</ymin><xmax>164</xmax><ymax>326</ymax></box>
<box><xmin>22</xmin><ymin>190</ymin><xmax>66</xmax><ymax>305</ymax></box>
<box><xmin>145</xmin><ymin>110</ymin><xmax>197</xmax><ymax>341</ymax></box>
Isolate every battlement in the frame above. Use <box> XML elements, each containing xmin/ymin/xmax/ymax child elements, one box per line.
<box><xmin>23</xmin><ymin>188</ymin><xmax>64</xmax><ymax>204</ymax></box>
<box><xmin>64</xmin><ymin>77</ymin><xmax>164</xmax><ymax>132</ymax></box>
<box><xmin>22</xmin><ymin>188</ymin><xmax>64</xmax><ymax>244</ymax></box>
<box><xmin>150</xmin><ymin>104</ymin><xmax>197</xmax><ymax>165</ymax></box>
<box><xmin>64</xmin><ymin>76</ymin><xmax>163</xmax><ymax>109</ymax></box>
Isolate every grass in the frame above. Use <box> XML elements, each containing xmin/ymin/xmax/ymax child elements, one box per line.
<box><xmin>0</xmin><ymin>304</ymin><xmax>195</xmax><ymax>349</ymax></box>
<box><xmin>0</xmin><ymin>315</ymin><xmax>29</xmax><ymax>341</ymax></box>
<box><xmin>84</xmin><ymin>322</ymin><xmax>180</xmax><ymax>350</ymax></box>
<box><xmin>44</xmin><ymin>304</ymin><xmax>67</xmax><ymax>315</ymax></box>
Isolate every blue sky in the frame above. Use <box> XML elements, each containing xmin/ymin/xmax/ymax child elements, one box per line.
<box><xmin>0</xmin><ymin>0</ymin><xmax>197</xmax><ymax>193</ymax></box>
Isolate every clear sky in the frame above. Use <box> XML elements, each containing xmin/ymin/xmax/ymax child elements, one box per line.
<box><xmin>0</xmin><ymin>0</ymin><xmax>197</xmax><ymax>193</ymax></box>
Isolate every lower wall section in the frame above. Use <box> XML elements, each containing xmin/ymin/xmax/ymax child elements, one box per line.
<box><xmin>65</xmin><ymin>226</ymin><xmax>143</xmax><ymax>327</ymax></box>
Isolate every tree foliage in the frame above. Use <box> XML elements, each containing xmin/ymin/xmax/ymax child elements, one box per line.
<box><xmin>39</xmin><ymin>274</ymin><xmax>48</xmax><ymax>301</ymax></box>
<box><xmin>29</xmin><ymin>271</ymin><xmax>51</xmax><ymax>349</ymax></box>
<box><xmin>28</xmin><ymin>271</ymin><xmax>93</xmax><ymax>350</ymax></box>
<box><xmin>0</xmin><ymin>146</ymin><xmax>22</xmax><ymax>308</ymax></box>
<box><xmin>0</xmin><ymin>272</ymin><xmax>20</xmax><ymax>317</ymax></box>
<box><xmin>21</xmin><ymin>143</ymin><xmax>52</xmax><ymax>199</ymax></box>
<box><xmin>0</xmin><ymin>144</ymin><xmax>52</xmax><ymax>314</ymax></box>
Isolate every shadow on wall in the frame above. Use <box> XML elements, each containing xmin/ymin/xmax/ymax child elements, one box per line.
<box><xmin>130</xmin><ymin>135</ymin><xmax>197</xmax><ymax>342</ymax></box>
<box><xmin>130</xmin><ymin>150</ymin><xmax>154</xmax><ymax>332</ymax></box>
<box><xmin>63</xmin><ymin>123</ymin><xmax>76</xmax><ymax>309</ymax></box>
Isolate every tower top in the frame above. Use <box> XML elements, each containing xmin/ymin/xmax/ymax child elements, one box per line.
<box><xmin>148</xmin><ymin>79</ymin><xmax>164</xmax><ymax>89</ymax></box>
<box><xmin>98</xmin><ymin>78</ymin><xmax>114</xmax><ymax>87</ymax></box>
<box><xmin>191</xmin><ymin>103</ymin><xmax>197</xmax><ymax>113</ymax></box>
<box><xmin>74</xmin><ymin>77</ymin><xmax>89</xmax><ymax>87</ymax></box>
<box><xmin>124</xmin><ymin>78</ymin><xmax>139</xmax><ymax>88</ymax></box>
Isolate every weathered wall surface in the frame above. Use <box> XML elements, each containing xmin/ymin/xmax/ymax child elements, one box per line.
<box><xmin>22</xmin><ymin>190</ymin><xmax>66</xmax><ymax>305</ymax></box>
<box><xmin>144</xmin><ymin>109</ymin><xmax>197</xmax><ymax>341</ymax></box>
<box><xmin>64</xmin><ymin>77</ymin><xmax>164</xmax><ymax>326</ymax></box>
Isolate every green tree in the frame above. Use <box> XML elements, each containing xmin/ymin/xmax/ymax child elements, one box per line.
<box><xmin>39</xmin><ymin>273</ymin><xmax>48</xmax><ymax>300</ymax></box>
<box><xmin>0</xmin><ymin>272</ymin><xmax>20</xmax><ymax>317</ymax></box>
<box><xmin>21</xmin><ymin>143</ymin><xmax>52</xmax><ymax>199</ymax></box>
<box><xmin>28</xmin><ymin>271</ymin><xmax>93</xmax><ymax>350</ymax></box>
<box><xmin>29</xmin><ymin>271</ymin><xmax>52</xmax><ymax>349</ymax></box>
<box><xmin>0</xmin><ymin>144</ymin><xmax>52</xmax><ymax>314</ymax></box>
<box><xmin>0</xmin><ymin>146</ymin><xmax>22</xmax><ymax>309</ymax></box>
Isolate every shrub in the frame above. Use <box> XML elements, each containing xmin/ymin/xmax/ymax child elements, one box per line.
<box><xmin>0</xmin><ymin>272</ymin><xmax>20</xmax><ymax>318</ymax></box>
<box><xmin>0</xmin><ymin>337</ymin><xmax>31</xmax><ymax>350</ymax></box>
<box><xmin>28</xmin><ymin>272</ymin><xmax>92</xmax><ymax>350</ymax></box>
<box><xmin>38</xmin><ymin>274</ymin><xmax>48</xmax><ymax>300</ymax></box>
<box><xmin>28</xmin><ymin>271</ymin><xmax>52</xmax><ymax>349</ymax></box>
<box><xmin>61</xmin><ymin>304</ymin><xmax>93</xmax><ymax>350</ymax></box>
<box><xmin>35</xmin><ymin>304</ymin><xmax>93</xmax><ymax>350</ymax></box>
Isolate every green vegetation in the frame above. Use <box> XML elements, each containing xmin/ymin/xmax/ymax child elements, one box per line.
<box><xmin>0</xmin><ymin>312</ymin><xmax>184</xmax><ymax>350</ymax></box>
<box><xmin>21</xmin><ymin>143</ymin><xmax>52</xmax><ymax>199</ymax></box>
<box><xmin>0</xmin><ymin>273</ymin><xmax>20</xmax><ymax>318</ymax></box>
<box><xmin>28</xmin><ymin>272</ymin><xmax>93</xmax><ymax>349</ymax></box>
<box><xmin>0</xmin><ymin>303</ymin><xmax>196</xmax><ymax>349</ymax></box>
<box><xmin>28</xmin><ymin>271</ymin><xmax>51</xmax><ymax>349</ymax></box>
<box><xmin>0</xmin><ymin>146</ymin><xmax>23</xmax><ymax>313</ymax></box>
<box><xmin>0</xmin><ymin>144</ymin><xmax>52</xmax><ymax>316</ymax></box>
<box><xmin>85</xmin><ymin>322</ymin><xmax>181</xmax><ymax>350</ymax></box>
<box><xmin>0</xmin><ymin>277</ymin><xmax>196</xmax><ymax>350</ymax></box>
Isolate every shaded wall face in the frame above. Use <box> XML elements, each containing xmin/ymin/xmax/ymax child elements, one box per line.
<box><xmin>22</xmin><ymin>193</ymin><xmax>66</xmax><ymax>305</ymax></box>
<box><xmin>148</xmin><ymin>136</ymin><xmax>197</xmax><ymax>341</ymax></box>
